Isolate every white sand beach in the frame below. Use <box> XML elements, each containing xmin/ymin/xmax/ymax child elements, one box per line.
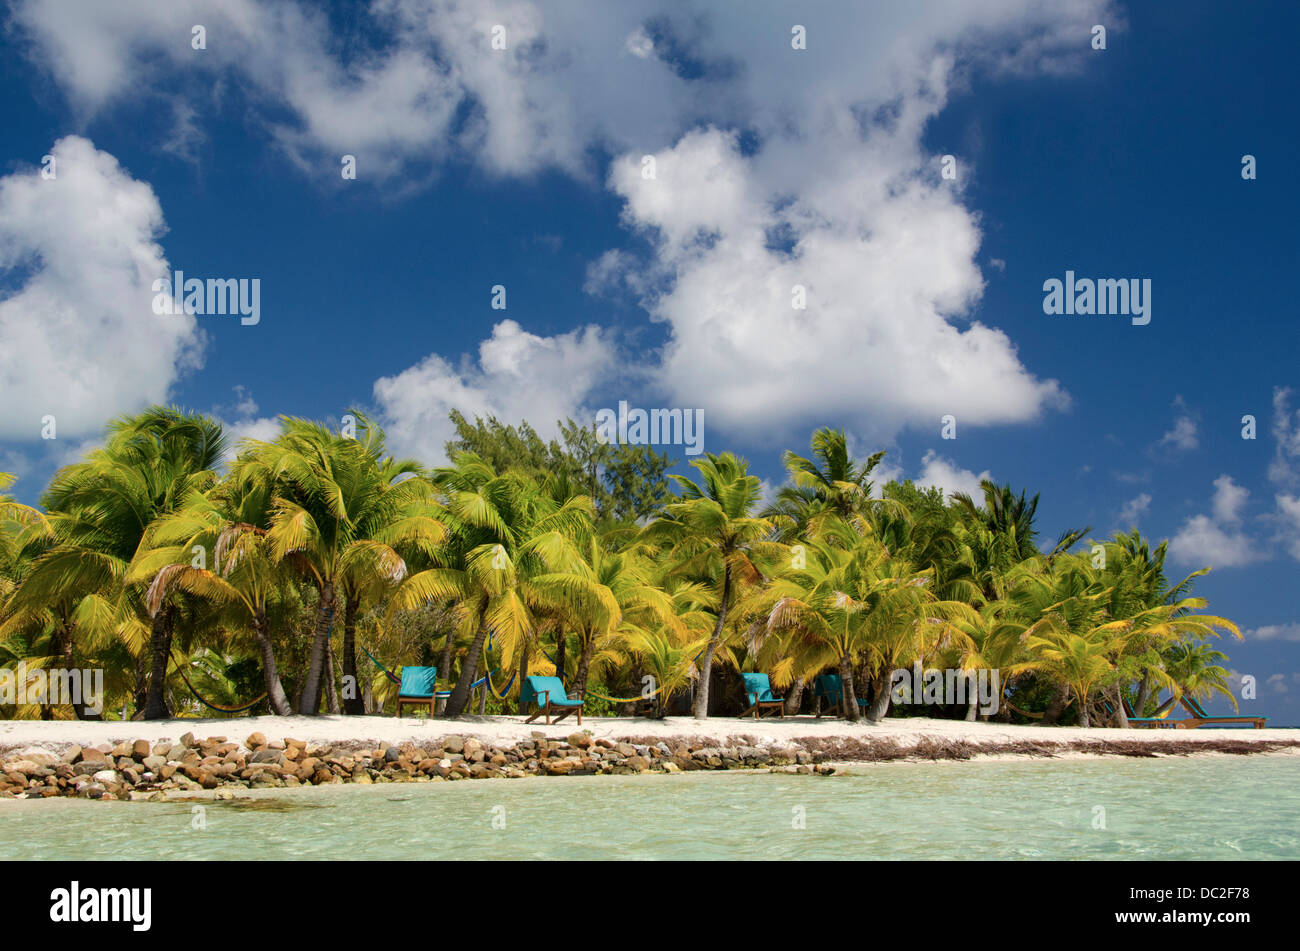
<box><xmin>3</xmin><ymin>714</ymin><xmax>1297</xmax><ymax>756</ymax></box>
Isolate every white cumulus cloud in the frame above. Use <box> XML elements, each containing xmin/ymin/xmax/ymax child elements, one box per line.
<box><xmin>0</xmin><ymin>136</ymin><xmax>203</xmax><ymax>441</ymax></box>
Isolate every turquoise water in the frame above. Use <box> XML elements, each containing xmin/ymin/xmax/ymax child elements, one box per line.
<box><xmin>5</xmin><ymin>756</ymin><xmax>1298</xmax><ymax>860</ymax></box>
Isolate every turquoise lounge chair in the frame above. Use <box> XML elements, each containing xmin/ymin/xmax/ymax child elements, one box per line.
<box><xmin>521</xmin><ymin>675</ymin><xmax>585</xmax><ymax>726</ymax></box>
<box><xmin>1175</xmin><ymin>695</ymin><xmax>1267</xmax><ymax>729</ymax></box>
<box><xmin>812</xmin><ymin>673</ymin><xmax>844</xmax><ymax>717</ymax></box>
<box><xmin>740</xmin><ymin>673</ymin><xmax>785</xmax><ymax>719</ymax></box>
<box><xmin>396</xmin><ymin>666</ymin><xmax>439</xmax><ymax>718</ymax></box>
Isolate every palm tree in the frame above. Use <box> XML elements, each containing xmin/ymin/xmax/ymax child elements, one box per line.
<box><xmin>536</xmin><ymin>528</ymin><xmax>679</xmax><ymax>697</ymax></box>
<box><xmin>766</xmin><ymin>428</ymin><xmax>886</xmax><ymax>538</ymax></box>
<box><xmin>646</xmin><ymin>453</ymin><xmax>774</xmax><ymax>719</ymax></box>
<box><xmin>5</xmin><ymin>408</ymin><xmax>227</xmax><ymax>719</ymax></box>
<box><xmin>128</xmin><ymin>486</ymin><xmax>294</xmax><ymax>714</ymax></box>
<box><xmin>231</xmin><ymin>414</ymin><xmax>444</xmax><ymax>714</ymax></box>
<box><xmin>392</xmin><ymin>453</ymin><xmax>599</xmax><ymax>717</ymax></box>
<box><xmin>1163</xmin><ymin>640</ymin><xmax>1239</xmax><ymax>711</ymax></box>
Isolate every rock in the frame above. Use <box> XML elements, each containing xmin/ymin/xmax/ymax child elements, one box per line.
<box><xmin>383</xmin><ymin>747</ymin><xmax>402</xmax><ymax>763</ymax></box>
<box><xmin>568</xmin><ymin>732</ymin><xmax>593</xmax><ymax>749</ymax></box>
<box><xmin>78</xmin><ymin>748</ymin><xmax>109</xmax><ymax>765</ymax></box>
<box><xmin>462</xmin><ymin>738</ymin><xmax>483</xmax><ymax>757</ymax></box>
<box><xmin>245</xmin><ymin>732</ymin><xmax>267</xmax><ymax>750</ymax></box>
<box><xmin>180</xmin><ymin>732</ymin><xmax>198</xmax><ymax>749</ymax></box>
<box><xmin>141</xmin><ymin>755</ymin><xmax>167</xmax><ymax>773</ymax></box>
<box><xmin>198</xmin><ymin>770</ymin><xmax>220</xmax><ymax>789</ymax></box>
<box><xmin>545</xmin><ymin>760</ymin><xmax>576</xmax><ymax>775</ymax></box>
<box><xmin>11</xmin><ymin>748</ymin><xmax>61</xmax><ymax>767</ymax></box>
<box><xmin>72</xmin><ymin>761</ymin><xmax>104</xmax><ymax>777</ymax></box>
<box><xmin>249</xmin><ymin>749</ymin><xmax>284</xmax><ymax>765</ymax></box>
<box><xmin>284</xmin><ymin>737</ymin><xmax>306</xmax><ymax>750</ymax></box>
<box><xmin>152</xmin><ymin>743</ymin><xmax>171</xmax><ymax>757</ymax></box>
<box><xmin>614</xmin><ymin>743</ymin><xmax>637</xmax><ymax>757</ymax></box>
<box><xmin>61</xmin><ymin>746</ymin><xmax>83</xmax><ymax>764</ymax></box>
<box><xmin>266</xmin><ymin>739</ymin><xmax>286</xmax><ymax>750</ymax></box>
<box><xmin>442</xmin><ymin>735</ymin><xmax>465</xmax><ymax>753</ymax></box>
<box><xmin>131</xmin><ymin>740</ymin><xmax>152</xmax><ymax>759</ymax></box>
<box><xmin>661</xmin><ymin>761</ymin><xmax>681</xmax><ymax>773</ymax></box>
<box><xmin>166</xmin><ymin>744</ymin><xmax>187</xmax><ymax>762</ymax></box>
<box><xmin>110</xmin><ymin>741</ymin><xmax>134</xmax><ymax>759</ymax></box>
<box><xmin>625</xmin><ymin>755</ymin><xmax>649</xmax><ymax>772</ymax></box>
<box><xmin>4</xmin><ymin>760</ymin><xmax>42</xmax><ymax>776</ymax></box>
<box><xmin>78</xmin><ymin>782</ymin><xmax>106</xmax><ymax>799</ymax></box>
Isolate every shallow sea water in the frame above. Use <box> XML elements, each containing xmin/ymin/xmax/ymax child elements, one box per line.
<box><xmin>5</xmin><ymin>755</ymin><xmax>1297</xmax><ymax>860</ymax></box>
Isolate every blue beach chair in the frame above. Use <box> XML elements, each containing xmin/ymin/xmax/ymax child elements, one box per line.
<box><xmin>740</xmin><ymin>673</ymin><xmax>785</xmax><ymax>719</ymax></box>
<box><xmin>395</xmin><ymin>665</ymin><xmax>439</xmax><ymax>718</ymax></box>
<box><xmin>521</xmin><ymin>675</ymin><xmax>585</xmax><ymax>725</ymax></box>
<box><xmin>812</xmin><ymin>672</ymin><xmax>844</xmax><ymax>717</ymax></box>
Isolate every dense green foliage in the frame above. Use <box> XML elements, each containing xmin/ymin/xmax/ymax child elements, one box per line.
<box><xmin>0</xmin><ymin>411</ymin><xmax>1243</xmax><ymax>725</ymax></box>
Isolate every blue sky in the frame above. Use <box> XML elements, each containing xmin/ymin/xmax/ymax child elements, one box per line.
<box><xmin>1</xmin><ymin>1</ymin><xmax>1296</xmax><ymax>720</ymax></box>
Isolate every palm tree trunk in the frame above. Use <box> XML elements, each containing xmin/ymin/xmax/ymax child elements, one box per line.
<box><xmin>1039</xmin><ymin>682</ymin><xmax>1071</xmax><ymax>726</ymax></box>
<box><xmin>555</xmin><ymin>632</ymin><xmax>567</xmax><ymax>683</ymax></box>
<box><xmin>840</xmin><ymin>654</ymin><xmax>861</xmax><ymax>722</ymax></box>
<box><xmin>865</xmin><ymin>667</ymin><xmax>892</xmax><ymax>722</ymax></box>
<box><xmin>324</xmin><ymin>640</ymin><xmax>341</xmax><ymax>714</ymax></box>
<box><xmin>1134</xmin><ymin>672</ymin><xmax>1153</xmax><ymax>717</ymax></box>
<box><xmin>143</xmin><ymin>604</ymin><xmax>175</xmax><ymax>719</ymax></box>
<box><xmin>1113</xmin><ymin>684</ymin><xmax>1130</xmax><ymax>728</ymax></box>
<box><xmin>56</xmin><ymin>619</ymin><xmax>101</xmax><ymax>720</ymax></box>
<box><xmin>692</xmin><ymin>564</ymin><xmax>732</xmax><ymax>720</ymax></box>
<box><xmin>516</xmin><ymin>650</ymin><xmax>530</xmax><ymax>715</ymax></box>
<box><xmin>133</xmin><ymin>651</ymin><xmax>148</xmax><ymax>717</ymax></box>
<box><xmin>252</xmin><ymin>609</ymin><xmax>292</xmax><ymax>715</ymax></box>
<box><xmin>784</xmin><ymin>676</ymin><xmax>806</xmax><ymax>716</ymax></box>
<box><xmin>341</xmin><ymin>594</ymin><xmax>364</xmax><ymax>715</ymax></box>
<box><xmin>1078</xmin><ymin>690</ymin><xmax>1091</xmax><ymax>728</ymax></box>
<box><xmin>436</xmin><ymin>630</ymin><xmax>455</xmax><ymax>715</ymax></box>
<box><xmin>965</xmin><ymin>689</ymin><xmax>979</xmax><ymax>721</ymax></box>
<box><xmin>298</xmin><ymin>581</ymin><xmax>337</xmax><ymax>715</ymax></box>
<box><xmin>575</xmin><ymin>636</ymin><xmax>596</xmax><ymax>696</ymax></box>
<box><xmin>444</xmin><ymin>621</ymin><xmax>489</xmax><ymax>717</ymax></box>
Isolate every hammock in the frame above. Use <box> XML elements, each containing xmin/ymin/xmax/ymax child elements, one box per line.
<box><xmin>171</xmin><ymin>654</ymin><xmax>268</xmax><ymax>714</ymax></box>
<box><xmin>1005</xmin><ymin>695</ymin><xmax>1075</xmax><ymax>720</ymax></box>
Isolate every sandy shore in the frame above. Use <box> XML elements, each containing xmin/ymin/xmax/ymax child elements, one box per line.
<box><xmin>4</xmin><ymin>713</ymin><xmax>1298</xmax><ymax>757</ymax></box>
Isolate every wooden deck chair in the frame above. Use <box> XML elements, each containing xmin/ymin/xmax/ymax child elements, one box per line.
<box><xmin>395</xmin><ymin>666</ymin><xmax>438</xmax><ymax>718</ymax></box>
<box><xmin>739</xmin><ymin>673</ymin><xmax>785</xmax><ymax>719</ymax></box>
<box><xmin>521</xmin><ymin>675</ymin><xmax>585</xmax><ymax>726</ymax></box>
<box><xmin>1174</xmin><ymin>695</ymin><xmax>1267</xmax><ymax>729</ymax></box>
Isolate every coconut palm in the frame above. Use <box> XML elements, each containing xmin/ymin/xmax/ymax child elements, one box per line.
<box><xmin>764</xmin><ymin>517</ymin><xmax>978</xmax><ymax>721</ymax></box>
<box><xmin>766</xmin><ymin>428</ymin><xmax>886</xmax><ymax>538</ymax></box>
<box><xmin>4</xmin><ymin>408</ymin><xmax>227</xmax><ymax>719</ymax></box>
<box><xmin>230</xmin><ymin>414</ymin><xmax>445</xmax><ymax>714</ymax></box>
<box><xmin>128</xmin><ymin>485</ymin><xmax>295</xmax><ymax>715</ymax></box>
<box><xmin>391</xmin><ymin>453</ymin><xmax>600</xmax><ymax>717</ymax></box>
<box><xmin>645</xmin><ymin>453</ymin><xmax>775</xmax><ymax>719</ymax></box>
